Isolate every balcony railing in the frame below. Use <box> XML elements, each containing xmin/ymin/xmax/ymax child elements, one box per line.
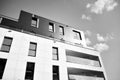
<box><xmin>69</xmin><ymin>75</ymin><xmax>104</xmax><ymax>80</ymax></box>
<box><xmin>66</xmin><ymin>55</ymin><xmax>100</xmax><ymax>67</ymax></box>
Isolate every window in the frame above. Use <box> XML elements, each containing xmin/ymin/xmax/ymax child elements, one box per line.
<box><xmin>49</xmin><ymin>23</ymin><xmax>54</xmax><ymax>32</ymax></box>
<box><xmin>0</xmin><ymin>37</ymin><xmax>13</xmax><ymax>52</ymax></box>
<box><xmin>52</xmin><ymin>47</ymin><xmax>58</xmax><ymax>60</ymax></box>
<box><xmin>53</xmin><ymin>65</ymin><xmax>59</xmax><ymax>80</ymax></box>
<box><xmin>0</xmin><ymin>17</ymin><xmax>2</xmax><ymax>23</ymax></box>
<box><xmin>25</xmin><ymin>62</ymin><xmax>35</xmax><ymax>80</ymax></box>
<box><xmin>28</xmin><ymin>42</ymin><xmax>37</xmax><ymax>57</ymax></box>
<box><xmin>59</xmin><ymin>26</ymin><xmax>64</xmax><ymax>35</ymax></box>
<box><xmin>73</xmin><ymin>30</ymin><xmax>82</xmax><ymax>40</ymax></box>
<box><xmin>0</xmin><ymin>59</ymin><xmax>7</xmax><ymax>79</ymax></box>
<box><xmin>31</xmin><ymin>16</ymin><xmax>39</xmax><ymax>28</ymax></box>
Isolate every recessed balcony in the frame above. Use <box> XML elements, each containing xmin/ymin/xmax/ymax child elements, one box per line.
<box><xmin>68</xmin><ymin>68</ymin><xmax>105</xmax><ymax>80</ymax></box>
<box><xmin>66</xmin><ymin>50</ymin><xmax>101</xmax><ymax>67</ymax></box>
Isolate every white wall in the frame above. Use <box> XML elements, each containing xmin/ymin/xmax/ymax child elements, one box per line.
<box><xmin>0</xmin><ymin>27</ymin><xmax>107</xmax><ymax>80</ymax></box>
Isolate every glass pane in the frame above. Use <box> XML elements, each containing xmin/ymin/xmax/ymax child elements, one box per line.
<box><xmin>25</xmin><ymin>62</ymin><xmax>35</xmax><ymax>80</ymax></box>
<box><xmin>31</xmin><ymin>17</ymin><xmax>37</xmax><ymax>27</ymax></box>
<box><xmin>49</xmin><ymin>25</ymin><xmax>53</xmax><ymax>32</ymax></box>
<box><xmin>1</xmin><ymin>45</ymin><xmax>10</xmax><ymax>52</ymax></box>
<box><xmin>29</xmin><ymin>43</ymin><xmax>36</xmax><ymax>50</ymax></box>
<box><xmin>28</xmin><ymin>50</ymin><xmax>36</xmax><ymax>57</ymax></box>
<box><xmin>59</xmin><ymin>27</ymin><xmax>62</xmax><ymax>33</ymax></box>
<box><xmin>49</xmin><ymin>23</ymin><xmax>54</xmax><ymax>32</ymax></box>
<box><xmin>53</xmin><ymin>66</ymin><xmax>59</xmax><ymax>80</ymax></box>
<box><xmin>3</xmin><ymin>38</ymin><xmax>12</xmax><ymax>45</ymax></box>
<box><xmin>0</xmin><ymin>59</ymin><xmax>7</xmax><ymax>79</ymax></box>
<box><xmin>73</xmin><ymin>31</ymin><xmax>80</xmax><ymax>40</ymax></box>
<box><xmin>59</xmin><ymin>27</ymin><xmax>64</xmax><ymax>35</ymax></box>
<box><xmin>32</xmin><ymin>20</ymin><xmax>37</xmax><ymax>26</ymax></box>
<box><xmin>53</xmin><ymin>55</ymin><xmax>58</xmax><ymax>60</ymax></box>
<box><xmin>52</xmin><ymin>48</ymin><xmax>57</xmax><ymax>55</ymax></box>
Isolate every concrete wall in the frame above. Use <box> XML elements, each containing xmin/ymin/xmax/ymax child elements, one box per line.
<box><xmin>0</xmin><ymin>27</ymin><xmax>107</xmax><ymax>80</ymax></box>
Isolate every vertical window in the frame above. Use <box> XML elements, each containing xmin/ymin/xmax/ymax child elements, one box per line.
<box><xmin>73</xmin><ymin>30</ymin><xmax>82</xmax><ymax>40</ymax></box>
<box><xmin>0</xmin><ymin>58</ymin><xmax>7</xmax><ymax>79</ymax></box>
<box><xmin>49</xmin><ymin>23</ymin><xmax>54</xmax><ymax>32</ymax></box>
<box><xmin>0</xmin><ymin>37</ymin><xmax>13</xmax><ymax>52</ymax></box>
<box><xmin>25</xmin><ymin>62</ymin><xmax>35</xmax><ymax>80</ymax></box>
<box><xmin>0</xmin><ymin>17</ymin><xmax>3</xmax><ymax>23</ymax></box>
<box><xmin>52</xmin><ymin>47</ymin><xmax>58</xmax><ymax>60</ymax></box>
<box><xmin>53</xmin><ymin>65</ymin><xmax>59</xmax><ymax>80</ymax></box>
<box><xmin>28</xmin><ymin>42</ymin><xmax>37</xmax><ymax>57</ymax></box>
<box><xmin>59</xmin><ymin>26</ymin><xmax>64</xmax><ymax>35</ymax></box>
<box><xmin>31</xmin><ymin>16</ymin><xmax>39</xmax><ymax>28</ymax></box>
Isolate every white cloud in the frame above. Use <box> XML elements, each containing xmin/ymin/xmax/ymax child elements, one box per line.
<box><xmin>94</xmin><ymin>43</ymin><xmax>109</xmax><ymax>52</ymax></box>
<box><xmin>97</xmin><ymin>34</ymin><xmax>105</xmax><ymax>42</ymax></box>
<box><xmin>86</xmin><ymin>3</ymin><xmax>91</xmax><ymax>8</ymax></box>
<box><xmin>84</xmin><ymin>30</ymin><xmax>92</xmax><ymax>36</ymax></box>
<box><xmin>85</xmin><ymin>38</ymin><xmax>92</xmax><ymax>46</ymax></box>
<box><xmin>86</xmin><ymin>0</ymin><xmax>118</xmax><ymax>14</ymax></box>
<box><xmin>106</xmin><ymin>1</ymin><xmax>118</xmax><ymax>11</ymax></box>
<box><xmin>82</xmin><ymin>14</ymin><xmax>91</xmax><ymax>20</ymax></box>
<box><xmin>97</xmin><ymin>33</ymin><xmax>114</xmax><ymax>42</ymax></box>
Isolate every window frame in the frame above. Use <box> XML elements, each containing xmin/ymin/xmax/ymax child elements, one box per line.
<box><xmin>73</xmin><ymin>30</ymin><xmax>82</xmax><ymax>40</ymax></box>
<box><xmin>52</xmin><ymin>47</ymin><xmax>59</xmax><ymax>60</ymax></box>
<box><xmin>25</xmin><ymin>62</ymin><xmax>35</xmax><ymax>80</ymax></box>
<box><xmin>28</xmin><ymin>42</ymin><xmax>37</xmax><ymax>57</ymax></box>
<box><xmin>59</xmin><ymin>26</ymin><xmax>64</xmax><ymax>35</ymax></box>
<box><xmin>49</xmin><ymin>22</ymin><xmax>54</xmax><ymax>32</ymax></box>
<box><xmin>53</xmin><ymin>65</ymin><xmax>59</xmax><ymax>80</ymax></box>
<box><xmin>0</xmin><ymin>58</ymin><xmax>7</xmax><ymax>79</ymax></box>
<box><xmin>0</xmin><ymin>37</ymin><xmax>13</xmax><ymax>53</ymax></box>
<box><xmin>31</xmin><ymin>15</ymin><xmax>39</xmax><ymax>28</ymax></box>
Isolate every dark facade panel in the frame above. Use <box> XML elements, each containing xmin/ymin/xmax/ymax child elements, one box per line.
<box><xmin>1</xmin><ymin>18</ymin><xmax>21</xmax><ymax>29</ymax></box>
<box><xmin>0</xmin><ymin>10</ymin><xmax>83</xmax><ymax>45</ymax></box>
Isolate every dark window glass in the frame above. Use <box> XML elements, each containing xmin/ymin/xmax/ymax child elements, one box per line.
<box><xmin>73</xmin><ymin>30</ymin><xmax>82</xmax><ymax>40</ymax></box>
<box><xmin>28</xmin><ymin>42</ymin><xmax>37</xmax><ymax>57</ymax></box>
<box><xmin>49</xmin><ymin>23</ymin><xmax>54</xmax><ymax>32</ymax></box>
<box><xmin>31</xmin><ymin>17</ymin><xmax>39</xmax><ymax>28</ymax></box>
<box><xmin>59</xmin><ymin>26</ymin><xmax>64</xmax><ymax>35</ymax></box>
<box><xmin>53</xmin><ymin>65</ymin><xmax>59</xmax><ymax>80</ymax></box>
<box><xmin>0</xmin><ymin>37</ymin><xmax>13</xmax><ymax>52</ymax></box>
<box><xmin>0</xmin><ymin>17</ymin><xmax>3</xmax><ymax>23</ymax></box>
<box><xmin>25</xmin><ymin>62</ymin><xmax>35</xmax><ymax>80</ymax></box>
<box><xmin>0</xmin><ymin>58</ymin><xmax>7</xmax><ymax>79</ymax></box>
<box><xmin>52</xmin><ymin>47</ymin><xmax>58</xmax><ymax>60</ymax></box>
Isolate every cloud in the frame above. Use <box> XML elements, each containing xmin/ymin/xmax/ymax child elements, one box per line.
<box><xmin>86</xmin><ymin>3</ymin><xmax>91</xmax><ymax>8</ymax></box>
<box><xmin>94</xmin><ymin>43</ymin><xmax>109</xmax><ymax>52</ymax></box>
<box><xmin>106</xmin><ymin>0</ymin><xmax>118</xmax><ymax>11</ymax></box>
<box><xmin>97</xmin><ymin>34</ymin><xmax>105</xmax><ymax>42</ymax></box>
<box><xmin>85</xmin><ymin>38</ymin><xmax>92</xmax><ymax>46</ymax></box>
<box><xmin>84</xmin><ymin>30</ymin><xmax>92</xmax><ymax>36</ymax></box>
<box><xmin>86</xmin><ymin>0</ymin><xmax>118</xmax><ymax>14</ymax></box>
<box><xmin>97</xmin><ymin>33</ymin><xmax>114</xmax><ymax>42</ymax></box>
<box><xmin>82</xmin><ymin>14</ymin><xmax>91</xmax><ymax>20</ymax></box>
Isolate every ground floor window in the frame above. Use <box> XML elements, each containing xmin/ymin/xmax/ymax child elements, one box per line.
<box><xmin>0</xmin><ymin>58</ymin><xmax>7</xmax><ymax>79</ymax></box>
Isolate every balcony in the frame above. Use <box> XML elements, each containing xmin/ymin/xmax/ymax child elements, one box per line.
<box><xmin>66</xmin><ymin>55</ymin><xmax>100</xmax><ymax>67</ymax></box>
<box><xmin>68</xmin><ymin>68</ymin><xmax>105</xmax><ymax>80</ymax></box>
<box><xmin>69</xmin><ymin>75</ymin><xmax>104</xmax><ymax>80</ymax></box>
<box><xmin>66</xmin><ymin>50</ymin><xmax>101</xmax><ymax>67</ymax></box>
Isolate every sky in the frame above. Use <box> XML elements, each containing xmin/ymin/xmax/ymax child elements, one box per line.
<box><xmin>0</xmin><ymin>0</ymin><xmax>120</xmax><ymax>80</ymax></box>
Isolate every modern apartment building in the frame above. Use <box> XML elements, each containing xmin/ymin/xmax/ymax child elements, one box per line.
<box><xmin>0</xmin><ymin>10</ymin><xmax>107</xmax><ymax>80</ymax></box>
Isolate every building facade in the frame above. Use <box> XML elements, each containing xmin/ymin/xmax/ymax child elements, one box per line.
<box><xmin>0</xmin><ymin>10</ymin><xmax>107</xmax><ymax>80</ymax></box>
